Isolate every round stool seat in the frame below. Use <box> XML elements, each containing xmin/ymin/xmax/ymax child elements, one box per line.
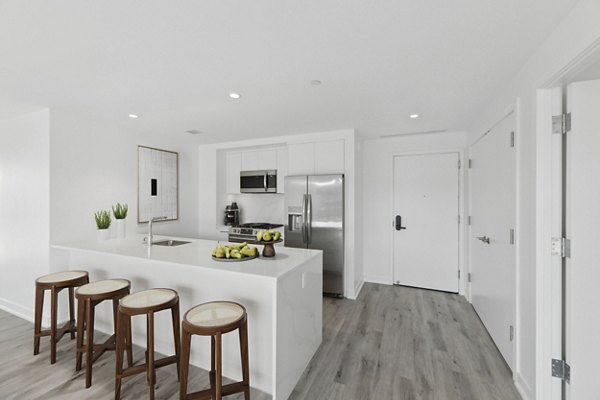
<box><xmin>120</xmin><ymin>288</ymin><xmax>177</xmax><ymax>310</ymax></box>
<box><xmin>185</xmin><ymin>301</ymin><xmax>245</xmax><ymax>329</ymax></box>
<box><xmin>77</xmin><ymin>279</ymin><xmax>130</xmax><ymax>296</ymax></box>
<box><xmin>37</xmin><ymin>270</ymin><xmax>88</xmax><ymax>285</ymax></box>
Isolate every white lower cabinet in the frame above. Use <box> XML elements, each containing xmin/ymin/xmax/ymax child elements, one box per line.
<box><xmin>226</xmin><ymin>152</ymin><xmax>241</xmax><ymax>194</ymax></box>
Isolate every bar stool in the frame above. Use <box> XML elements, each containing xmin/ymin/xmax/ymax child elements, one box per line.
<box><xmin>34</xmin><ymin>270</ymin><xmax>89</xmax><ymax>364</ymax></box>
<box><xmin>180</xmin><ymin>301</ymin><xmax>249</xmax><ymax>400</ymax></box>
<box><xmin>115</xmin><ymin>288</ymin><xmax>181</xmax><ymax>400</ymax></box>
<box><xmin>75</xmin><ymin>279</ymin><xmax>132</xmax><ymax>388</ymax></box>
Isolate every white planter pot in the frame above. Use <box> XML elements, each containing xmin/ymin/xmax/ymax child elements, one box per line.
<box><xmin>115</xmin><ymin>219</ymin><xmax>126</xmax><ymax>239</ymax></box>
<box><xmin>97</xmin><ymin>228</ymin><xmax>110</xmax><ymax>241</ymax></box>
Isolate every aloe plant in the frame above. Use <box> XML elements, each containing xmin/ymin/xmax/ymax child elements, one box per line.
<box><xmin>112</xmin><ymin>203</ymin><xmax>128</xmax><ymax>220</ymax></box>
<box><xmin>94</xmin><ymin>210</ymin><xmax>112</xmax><ymax>229</ymax></box>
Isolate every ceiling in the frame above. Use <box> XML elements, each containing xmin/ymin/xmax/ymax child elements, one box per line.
<box><xmin>0</xmin><ymin>0</ymin><xmax>579</xmax><ymax>143</ymax></box>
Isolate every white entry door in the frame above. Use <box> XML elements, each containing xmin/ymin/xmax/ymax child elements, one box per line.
<box><xmin>565</xmin><ymin>79</ymin><xmax>600</xmax><ymax>399</ymax></box>
<box><xmin>392</xmin><ymin>152</ymin><xmax>460</xmax><ymax>293</ymax></box>
<box><xmin>469</xmin><ymin>112</ymin><xmax>516</xmax><ymax>370</ymax></box>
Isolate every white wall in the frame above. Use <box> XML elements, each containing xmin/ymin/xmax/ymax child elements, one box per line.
<box><xmin>49</xmin><ymin>110</ymin><xmax>199</xmax><ymax>246</ymax></box>
<box><xmin>0</xmin><ymin>109</ymin><xmax>50</xmax><ymax>320</ymax></box>
<box><xmin>361</xmin><ymin>131</ymin><xmax>467</xmax><ymax>289</ymax></box>
<box><xmin>466</xmin><ymin>1</ymin><xmax>600</xmax><ymax>398</ymax></box>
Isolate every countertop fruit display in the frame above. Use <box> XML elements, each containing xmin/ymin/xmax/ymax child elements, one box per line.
<box><xmin>256</xmin><ymin>230</ymin><xmax>281</xmax><ymax>243</ymax></box>
<box><xmin>212</xmin><ymin>242</ymin><xmax>258</xmax><ymax>260</ymax></box>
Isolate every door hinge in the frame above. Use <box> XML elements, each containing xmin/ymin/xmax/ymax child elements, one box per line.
<box><xmin>509</xmin><ymin>229</ymin><xmax>515</xmax><ymax>245</ymax></box>
<box><xmin>552</xmin><ymin>359</ymin><xmax>571</xmax><ymax>383</ymax></box>
<box><xmin>458</xmin><ymin>270</ymin><xmax>460</xmax><ymax>279</ymax></box>
<box><xmin>509</xmin><ymin>325</ymin><xmax>514</xmax><ymax>341</ymax></box>
<box><xmin>468</xmin><ymin>159</ymin><xmax>473</xmax><ymax>168</ymax></box>
<box><xmin>510</xmin><ymin>131</ymin><xmax>515</xmax><ymax>147</ymax></box>
<box><xmin>458</xmin><ymin>159</ymin><xmax>461</xmax><ymax>169</ymax></box>
<box><xmin>551</xmin><ymin>237</ymin><xmax>571</xmax><ymax>258</ymax></box>
<box><xmin>552</xmin><ymin>113</ymin><xmax>571</xmax><ymax>134</ymax></box>
<box><xmin>468</xmin><ymin>215</ymin><xmax>472</xmax><ymax>225</ymax></box>
<box><xmin>457</xmin><ymin>215</ymin><xmax>460</xmax><ymax>224</ymax></box>
<box><xmin>467</xmin><ymin>273</ymin><xmax>472</xmax><ymax>283</ymax></box>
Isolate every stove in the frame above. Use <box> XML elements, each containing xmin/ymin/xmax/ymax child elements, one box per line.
<box><xmin>228</xmin><ymin>223</ymin><xmax>284</xmax><ymax>243</ymax></box>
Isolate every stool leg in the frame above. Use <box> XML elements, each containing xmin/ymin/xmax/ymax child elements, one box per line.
<box><xmin>115</xmin><ymin>310</ymin><xmax>125</xmax><ymax>400</ymax></box>
<box><xmin>215</xmin><ymin>332</ymin><xmax>222</xmax><ymax>400</ymax></box>
<box><xmin>171</xmin><ymin>303</ymin><xmax>181</xmax><ymax>381</ymax></box>
<box><xmin>68</xmin><ymin>287</ymin><xmax>76</xmax><ymax>339</ymax></box>
<box><xmin>50</xmin><ymin>286</ymin><xmax>58</xmax><ymax>364</ymax></box>
<box><xmin>147</xmin><ymin>312</ymin><xmax>156</xmax><ymax>400</ymax></box>
<box><xmin>179</xmin><ymin>330</ymin><xmax>191</xmax><ymax>400</ymax></box>
<box><xmin>85</xmin><ymin>299</ymin><xmax>95</xmax><ymax>388</ymax></box>
<box><xmin>76</xmin><ymin>297</ymin><xmax>85</xmax><ymax>371</ymax></box>
<box><xmin>210</xmin><ymin>336</ymin><xmax>216</xmax><ymax>396</ymax></box>
<box><xmin>126</xmin><ymin>315</ymin><xmax>133</xmax><ymax>368</ymax></box>
<box><xmin>33</xmin><ymin>286</ymin><xmax>44</xmax><ymax>356</ymax></box>
<box><xmin>240</xmin><ymin>320</ymin><xmax>250</xmax><ymax>399</ymax></box>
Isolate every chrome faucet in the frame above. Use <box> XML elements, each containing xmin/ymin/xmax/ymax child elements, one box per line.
<box><xmin>147</xmin><ymin>216</ymin><xmax>168</xmax><ymax>245</ymax></box>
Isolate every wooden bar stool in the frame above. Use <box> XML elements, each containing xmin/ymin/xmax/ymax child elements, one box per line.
<box><xmin>180</xmin><ymin>301</ymin><xmax>249</xmax><ymax>400</ymax></box>
<box><xmin>34</xmin><ymin>270</ymin><xmax>89</xmax><ymax>364</ymax></box>
<box><xmin>115</xmin><ymin>288</ymin><xmax>181</xmax><ymax>400</ymax></box>
<box><xmin>75</xmin><ymin>279</ymin><xmax>132</xmax><ymax>388</ymax></box>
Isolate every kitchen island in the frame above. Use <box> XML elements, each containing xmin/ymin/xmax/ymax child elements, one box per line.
<box><xmin>51</xmin><ymin>236</ymin><xmax>323</xmax><ymax>400</ymax></box>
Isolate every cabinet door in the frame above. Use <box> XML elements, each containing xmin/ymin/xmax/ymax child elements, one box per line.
<box><xmin>241</xmin><ymin>151</ymin><xmax>260</xmax><ymax>171</ymax></box>
<box><xmin>276</xmin><ymin>147</ymin><xmax>288</xmax><ymax>193</ymax></box>
<box><xmin>287</xmin><ymin>143</ymin><xmax>315</xmax><ymax>175</ymax></box>
<box><xmin>258</xmin><ymin>149</ymin><xmax>278</xmax><ymax>170</ymax></box>
<box><xmin>226</xmin><ymin>152</ymin><xmax>241</xmax><ymax>194</ymax></box>
<box><xmin>315</xmin><ymin>140</ymin><xmax>344</xmax><ymax>174</ymax></box>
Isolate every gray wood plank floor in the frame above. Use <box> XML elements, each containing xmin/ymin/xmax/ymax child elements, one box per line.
<box><xmin>0</xmin><ymin>283</ymin><xmax>521</xmax><ymax>400</ymax></box>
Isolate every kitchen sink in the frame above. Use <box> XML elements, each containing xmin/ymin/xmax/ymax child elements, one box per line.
<box><xmin>152</xmin><ymin>240</ymin><xmax>191</xmax><ymax>247</ymax></box>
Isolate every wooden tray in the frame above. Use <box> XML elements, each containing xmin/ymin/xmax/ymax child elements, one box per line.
<box><xmin>212</xmin><ymin>253</ymin><xmax>258</xmax><ymax>262</ymax></box>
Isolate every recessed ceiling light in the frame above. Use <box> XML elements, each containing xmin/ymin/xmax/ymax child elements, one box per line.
<box><xmin>186</xmin><ymin>130</ymin><xmax>203</xmax><ymax>135</ymax></box>
<box><xmin>311</xmin><ymin>80</ymin><xmax>322</xmax><ymax>86</ymax></box>
<box><xmin>229</xmin><ymin>93</ymin><xmax>241</xmax><ymax>99</ymax></box>
<box><xmin>128</xmin><ymin>114</ymin><xmax>139</xmax><ymax>119</ymax></box>
<box><xmin>409</xmin><ymin>114</ymin><xmax>419</xmax><ymax>119</ymax></box>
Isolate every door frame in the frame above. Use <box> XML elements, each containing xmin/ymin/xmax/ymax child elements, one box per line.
<box><xmin>536</xmin><ymin>40</ymin><xmax>600</xmax><ymax>400</ymax></box>
<box><xmin>389</xmin><ymin>148</ymin><xmax>467</xmax><ymax>295</ymax></box>
<box><xmin>467</xmin><ymin>103</ymin><xmax>519</xmax><ymax>375</ymax></box>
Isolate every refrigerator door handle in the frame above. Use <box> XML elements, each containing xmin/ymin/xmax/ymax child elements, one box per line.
<box><xmin>302</xmin><ymin>194</ymin><xmax>308</xmax><ymax>244</ymax></box>
<box><xmin>307</xmin><ymin>194</ymin><xmax>312</xmax><ymax>244</ymax></box>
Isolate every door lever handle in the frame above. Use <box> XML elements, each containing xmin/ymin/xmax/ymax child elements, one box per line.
<box><xmin>395</xmin><ymin>215</ymin><xmax>406</xmax><ymax>231</ymax></box>
<box><xmin>477</xmin><ymin>236</ymin><xmax>491</xmax><ymax>244</ymax></box>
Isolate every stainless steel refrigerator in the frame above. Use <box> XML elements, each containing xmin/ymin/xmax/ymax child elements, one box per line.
<box><xmin>284</xmin><ymin>175</ymin><xmax>344</xmax><ymax>297</ymax></box>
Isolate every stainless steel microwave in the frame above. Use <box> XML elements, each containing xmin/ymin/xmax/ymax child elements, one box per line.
<box><xmin>240</xmin><ymin>170</ymin><xmax>277</xmax><ymax>193</ymax></box>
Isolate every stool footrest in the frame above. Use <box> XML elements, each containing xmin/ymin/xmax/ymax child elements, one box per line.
<box><xmin>35</xmin><ymin>320</ymin><xmax>76</xmax><ymax>342</ymax></box>
<box><xmin>185</xmin><ymin>381</ymin><xmax>248</xmax><ymax>400</ymax></box>
<box><xmin>119</xmin><ymin>355</ymin><xmax>178</xmax><ymax>378</ymax></box>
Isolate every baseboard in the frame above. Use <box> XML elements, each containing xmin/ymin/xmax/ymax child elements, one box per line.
<box><xmin>363</xmin><ymin>274</ymin><xmax>391</xmax><ymax>285</ymax></box>
<box><xmin>515</xmin><ymin>372</ymin><xmax>533</xmax><ymax>400</ymax></box>
<box><xmin>354</xmin><ymin>279</ymin><xmax>364</xmax><ymax>298</ymax></box>
<box><xmin>0</xmin><ymin>297</ymin><xmax>35</xmax><ymax>324</ymax></box>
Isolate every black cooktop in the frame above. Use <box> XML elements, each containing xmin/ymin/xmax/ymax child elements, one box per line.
<box><xmin>237</xmin><ymin>222</ymin><xmax>283</xmax><ymax>229</ymax></box>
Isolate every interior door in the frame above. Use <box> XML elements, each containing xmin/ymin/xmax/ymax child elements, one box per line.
<box><xmin>469</xmin><ymin>112</ymin><xmax>516</xmax><ymax>369</ymax></box>
<box><xmin>393</xmin><ymin>152</ymin><xmax>459</xmax><ymax>293</ymax></box>
<box><xmin>565</xmin><ymin>79</ymin><xmax>600</xmax><ymax>399</ymax></box>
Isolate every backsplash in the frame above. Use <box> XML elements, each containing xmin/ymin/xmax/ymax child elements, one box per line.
<box><xmin>226</xmin><ymin>193</ymin><xmax>285</xmax><ymax>224</ymax></box>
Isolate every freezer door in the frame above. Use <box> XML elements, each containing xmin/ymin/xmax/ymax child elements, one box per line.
<box><xmin>284</xmin><ymin>176</ymin><xmax>308</xmax><ymax>249</ymax></box>
<box><xmin>308</xmin><ymin>175</ymin><xmax>344</xmax><ymax>296</ymax></box>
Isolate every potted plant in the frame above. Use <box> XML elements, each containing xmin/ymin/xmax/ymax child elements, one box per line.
<box><xmin>112</xmin><ymin>203</ymin><xmax>128</xmax><ymax>239</ymax></box>
<box><xmin>94</xmin><ymin>210</ymin><xmax>112</xmax><ymax>240</ymax></box>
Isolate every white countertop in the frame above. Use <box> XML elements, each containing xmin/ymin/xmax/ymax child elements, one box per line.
<box><xmin>52</xmin><ymin>235</ymin><xmax>321</xmax><ymax>280</ymax></box>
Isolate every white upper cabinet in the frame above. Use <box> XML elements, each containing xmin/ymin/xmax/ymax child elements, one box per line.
<box><xmin>288</xmin><ymin>140</ymin><xmax>345</xmax><ymax>176</ymax></box>
<box><xmin>315</xmin><ymin>140</ymin><xmax>345</xmax><ymax>174</ymax></box>
<box><xmin>226</xmin><ymin>152</ymin><xmax>241</xmax><ymax>194</ymax></box>
<box><xmin>287</xmin><ymin>143</ymin><xmax>315</xmax><ymax>176</ymax></box>
<box><xmin>276</xmin><ymin>147</ymin><xmax>288</xmax><ymax>193</ymax></box>
<box><xmin>259</xmin><ymin>149</ymin><xmax>278</xmax><ymax>170</ymax></box>
<box><xmin>241</xmin><ymin>151</ymin><xmax>260</xmax><ymax>171</ymax></box>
